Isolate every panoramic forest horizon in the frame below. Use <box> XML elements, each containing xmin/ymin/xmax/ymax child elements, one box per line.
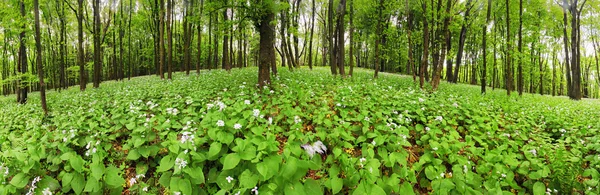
<box><xmin>1</xmin><ymin>0</ymin><xmax>600</xmax><ymax>194</ymax></box>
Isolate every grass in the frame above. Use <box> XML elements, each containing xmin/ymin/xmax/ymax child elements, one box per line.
<box><xmin>0</xmin><ymin>67</ymin><xmax>599</xmax><ymax>195</ymax></box>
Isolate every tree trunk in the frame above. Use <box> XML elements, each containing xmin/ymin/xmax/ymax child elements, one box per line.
<box><xmin>93</xmin><ymin>0</ymin><xmax>102</xmax><ymax>88</ymax></box>
<box><xmin>257</xmin><ymin>7</ymin><xmax>275</xmax><ymax>87</ymax></box>
<box><xmin>18</xmin><ymin>0</ymin><xmax>28</xmax><ymax>104</ymax></box>
<box><xmin>432</xmin><ymin>0</ymin><xmax>452</xmax><ymax>90</ymax></box>
<box><xmin>517</xmin><ymin>0</ymin><xmax>523</xmax><ymax>95</ymax></box>
<box><xmin>481</xmin><ymin>0</ymin><xmax>491</xmax><ymax>94</ymax></box>
<box><xmin>336</xmin><ymin>0</ymin><xmax>347</xmax><ymax>76</ymax></box>
<box><xmin>34</xmin><ymin>0</ymin><xmax>48</xmax><ymax>114</ymax></box>
<box><xmin>374</xmin><ymin>0</ymin><xmax>384</xmax><ymax>78</ymax></box>
<box><xmin>77</xmin><ymin>0</ymin><xmax>86</xmax><ymax>90</ymax></box>
<box><xmin>308</xmin><ymin>0</ymin><xmax>316</xmax><ymax>70</ymax></box>
<box><xmin>452</xmin><ymin>0</ymin><xmax>472</xmax><ymax>83</ymax></box>
<box><xmin>419</xmin><ymin>0</ymin><xmax>429</xmax><ymax>87</ymax></box>
<box><xmin>505</xmin><ymin>0</ymin><xmax>512</xmax><ymax>96</ymax></box>
<box><xmin>328</xmin><ymin>0</ymin><xmax>337</xmax><ymax>75</ymax></box>
<box><xmin>222</xmin><ymin>8</ymin><xmax>231</xmax><ymax>71</ymax></box>
<box><xmin>167</xmin><ymin>0</ymin><xmax>173</xmax><ymax>79</ymax></box>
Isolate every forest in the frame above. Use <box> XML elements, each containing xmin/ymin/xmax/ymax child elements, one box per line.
<box><xmin>1</xmin><ymin>0</ymin><xmax>600</xmax><ymax>194</ymax></box>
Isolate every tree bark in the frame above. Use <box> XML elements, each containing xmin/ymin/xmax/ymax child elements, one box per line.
<box><xmin>505</xmin><ymin>0</ymin><xmax>512</xmax><ymax>96</ymax></box>
<box><xmin>481</xmin><ymin>0</ymin><xmax>491</xmax><ymax>94</ymax></box>
<box><xmin>18</xmin><ymin>0</ymin><xmax>28</xmax><ymax>104</ymax></box>
<box><xmin>419</xmin><ymin>0</ymin><xmax>429</xmax><ymax>87</ymax></box>
<box><xmin>517</xmin><ymin>0</ymin><xmax>523</xmax><ymax>95</ymax></box>
<box><xmin>452</xmin><ymin>0</ymin><xmax>472</xmax><ymax>83</ymax></box>
<box><xmin>374</xmin><ymin>0</ymin><xmax>384</xmax><ymax>78</ymax></box>
<box><xmin>257</xmin><ymin>6</ymin><xmax>275</xmax><ymax>87</ymax></box>
<box><xmin>328</xmin><ymin>0</ymin><xmax>337</xmax><ymax>75</ymax></box>
<box><xmin>34</xmin><ymin>0</ymin><xmax>48</xmax><ymax>114</ymax></box>
<box><xmin>93</xmin><ymin>0</ymin><xmax>102</xmax><ymax>88</ymax></box>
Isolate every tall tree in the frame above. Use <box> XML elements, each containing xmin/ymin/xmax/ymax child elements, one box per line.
<box><xmin>374</xmin><ymin>0</ymin><xmax>384</xmax><ymax>78</ymax></box>
<box><xmin>481</xmin><ymin>0</ymin><xmax>492</xmax><ymax>94</ymax></box>
<box><xmin>505</xmin><ymin>0</ymin><xmax>513</xmax><ymax>96</ymax></box>
<box><xmin>517</xmin><ymin>0</ymin><xmax>523</xmax><ymax>95</ymax></box>
<box><xmin>328</xmin><ymin>0</ymin><xmax>337</xmax><ymax>75</ymax></box>
<box><xmin>93</xmin><ymin>0</ymin><xmax>102</xmax><ymax>88</ymax></box>
<box><xmin>452</xmin><ymin>0</ymin><xmax>473</xmax><ymax>83</ymax></box>
<box><xmin>419</xmin><ymin>0</ymin><xmax>429</xmax><ymax>87</ymax></box>
<box><xmin>17</xmin><ymin>0</ymin><xmax>28</xmax><ymax>104</ymax></box>
<box><xmin>308</xmin><ymin>0</ymin><xmax>316</xmax><ymax>70</ymax></box>
<box><xmin>167</xmin><ymin>0</ymin><xmax>173</xmax><ymax>79</ymax></box>
<box><xmin>256</xmin><ymin>1</ymin><xmax>276</xmax><ymax>87</ymax></box>
<box><xmin>335</xmin><ymin>0</ymin><xmax>347</xmax><ymax>76</ymax></box>
<box><xmin>33</xmin><ymin>0</ymin><xmax>48</xmax><ymax>114</ymax></box>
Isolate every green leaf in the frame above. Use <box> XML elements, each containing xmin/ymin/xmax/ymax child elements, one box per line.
<box><xmin>185</xmin><ymin>166</ymin><xmax>205</xmax><ymax>184</ymax></box>
<box><xmin>72</xmin><ymin>172</ymin><xmax>85</xmax><ymax>194</ymax></box>
<box><xmin>304</xmin><ymin>179</ymin><xmax>323</xmax><ymax>195</ymax></box>
<box><xmin>331</xmin><ymin>177</ymin><xmax>343</xmax><ymax>194</ymax></box>
<box><xmin>532</xmin><ymin>182</ymin><xmax>545</xmax><ymax>195</ymax></box>
<box><xmin>208</xmin><ymin>142</ymin><xmax>223</xmax><ymax>160</ymax></box>
<box><xmin>179</xmin><ymin>178</ymin><xmax>192</xmax><ymax>195</ymax></box>
<box><xmin>223</xmin><ymin>153</ymin><xmax>241</xmax><ymax>170</ymax></box>
<box><xmin>157</xmin><ymin>155</ymin><xmax>175</xmax><ymax>172</ymax></box>
<box><xmin>104</xmin><ymin>165</ymin><xmax>125</xmax><ymax>189</ymax></box>
<box><xmin>399</xmin><ymin>182</ymin><xmax>415</xmax><ymax>195</ymax></box>
<box><xmin>9</xmin><ymin>173</ymin><xmax>29</xmax><ymax>188</ymax></box>
<box><xmin>238</xmin><ymin>170</ymin><xmax>258</xmax><ymax>189</ymax></box>
<box><xmin>70</xmin><ymin>155</ymin><xmax>85</xmax><ymax>173</ymax></box>
<box><xmin>90</xmin><ymin>162</ymin><xmax>105</xmax><ymax>181</ymax></box>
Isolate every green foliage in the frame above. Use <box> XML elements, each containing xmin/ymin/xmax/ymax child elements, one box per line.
<box><xmin>0</xmin><ymin>67</ymin><xmax>599</xmax><ymax>194</ymax></box>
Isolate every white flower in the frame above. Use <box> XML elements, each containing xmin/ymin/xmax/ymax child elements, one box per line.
<box><xmin>42</xmin><ymin>188</ymin><xmax>52</xmax><ymax>195</ymax></box>
<box><xmin>180</xmin><ymin>131</ymin><xmax>194</xmax><ymax>144</ymax></box>
<box><xmin>129</xmin><ymin>177</ymin><xmax>137</xmax><ymax>186</ymax></box>
<box><xmin>234</xmin><ymin>123</ymin><xmax>242</xmax><ymax>130</ymax></box>
<box><xmin>440</xmin><ymin>172</ymin><xmax>445</xmax><ymax>178</ymax></box>
<box><xmin>216</xmin><ymin>101</ymin><xmax>227</xmax><ymax>111</ymax></box>
<box><xmin>432</xmin><ymin>147</ymin><xmax>438</xmax><ymax>151</ymax></box>
<box><xmin>463</xmin><ymin>165</ymin><xmax>468</xmax><ymax>173</ymax></box>
<box><xmin>251</xmin><ymin>186</ymin><xmax>259</xmax><ymax>195</ymax></box>
<box><xmin>501</xmin><ymin>173</ymin><xmax>506</xmax><ymax>178</ymax></box>
<box><xmin>364</xmin><ymin>117</ymin><xmax>370</xmax><ymax>122</ymax></box>
<box><xmin>244</xmin><ymin>100</ymin><xmax>251</xmax><ymax>105</ymax></box>
<box><xmin>207</xmin><ymin>103</ymin><xmax>215</xmax><ymax>110</ymax></box>
<box><xmin>226</xmin><ymin>176</ymin><xmax>234</xmax><ymax>183</ymax></box>
<box><xmin>186</xmin><ymin>99</ymin><xmax>193</xmax><ymax>105</ymax></box>
<box><xmin>166</xmin><ymin>108</ymin><xmax>179</xmax><ymax>115</ymax></box>
<box><xmin>235</xmin><ymin>191</ymin><xmax>241</xmax><ymax>195</ymax></box>
<box><xmin>294</xmin><ymin>116</ymin><xmax>302</xmax><ymax>124</ymax></box>
<box><xmin>336</xmin><ymin>103</ymin><xmax>341</xmax><ymax>107</ymax></box>
<box><xmin>174</xmin><ymin>192</ymin><xmax>181</xmax><ymax>195</ymax></box>
<box><xmin>268</xmin><ymin>117</ymin><xmax>273</xmax><ymax>125</ymax></box>
<box><xmin>425</xmin><ymin>127</ymin><xmax>431</xmax><ymax>131</ymax></box>
<box><xmin>452</xmin><ymin>102</ymin><xmax>458</xmax><ymax>107</ymax></box>
<box><xmin>559</xmin><ymin>129</ymin><xmax>566</xmax><ymax>133</ymax></box>
<box><xmin>253</xmin><ymin>109</ymin><xmax>260</xmax><ymax>117</ymax></box>
<box><xmin>175</xmin><ymin>158</ymin><xmax>188</xmax><ymax>169</ymax></box>
<box><xmin>270</xmin><ymin>90</ymin><xmax>274</xmax><ymax>94</ymax></box>
<box><xmin>302</xmin><ymin>141</ymin><xmax>328</xmax><ymax>159</ymax></box>
<box><xmin>312</xmin><ymin>141</ymin><xmax>327</xmax><ymax>154</ymax></box>
<box><xmin>435</xmin><ymin>116</ymin><xmax>443</xmax><ymax>122</ymax></box>
<box><xmin>142</xmin><ymin>187</ymin><xmax>148</xmax><ymax>192</ymax></box>
<box><xmin>418</xmin><ymin>98</ymin><xmax>425</xmax><ymax>102</ymax></box>
<box><xmin>216</xmin><ymin>120</ymin><xmax>225</xmax><ymax>127</ymax></box>
<box><xmin>302</xmin><ymin>144</ymin><xmax>316</xmax><ymax>158</ymax></box>
<box><xmin>371</xmin><ymin>140</ymin><xmax>376</xmax><ymax>146</ymax></box>
<box><xmin>136</xmin><ymin>174</ymin><xmax>145</xmax><ymax>179</ymax></box>
<box><xmin>529</xmin><ymin>149</ymin><xmax>537</xmax><ymax>156</ymax></box>
<box><xmin>360</xmin><ymin>158</ymin><xmax>367</xmax><ymax>163</ymax></box>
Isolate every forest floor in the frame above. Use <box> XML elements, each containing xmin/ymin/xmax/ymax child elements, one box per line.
<box><xmin>0</xmin><ymin>67</ymin><xmax>599</xmax><ymax>194</ymax></box>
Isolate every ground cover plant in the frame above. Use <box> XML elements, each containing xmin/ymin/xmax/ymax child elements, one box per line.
<box><xmin>0</xmin><ymin>67</ymin><xmax>599</xmax><ymax>195</ymax></box>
